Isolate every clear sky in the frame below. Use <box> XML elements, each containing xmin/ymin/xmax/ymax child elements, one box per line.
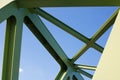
<box><xmin>0</xmin><ymin>7</ymin><xmax>118</xmax><ymax>80</ymax></box>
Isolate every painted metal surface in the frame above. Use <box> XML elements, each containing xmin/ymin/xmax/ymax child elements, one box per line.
<box><xmin>2</xmin><ymin>16</ymin><xmax>23</xmax><ymax>80</ymax></box>
<box><xmin>25</xmin><ymin>14</ymin><xmax>85</xmax><ymax>80</ymax></box>
<box><xmin>0</xmin><ymin>2</ymin><xmax>30</xmax><ymax>80</ymax></box>
<box><xmin>15</xmin><ymin>0</ymin><xmax>120</xmax><ymax>8</ymax></box>
<box><xmin>0</xmin><ymin>2</ymin><xmax>17</xmax><ymax>23</ymax></box>
<box><xmin>75</xmin><ymin>64</ymin><xmax>96</xmax><ymax>71</ymax></box>
<box><xmin>71</xmin><ymin>9</ymin><xmax>118</xmax><ymax>62</ymax></box>
<box><xmin>32</xmin><ymin>8</ymin><xmax>104</xmax><ymax>53</ymax></box>
<box><xmin>0</xmin><ymin>0</ymin><xmax>120</xmax><ymax>80</ymax></box>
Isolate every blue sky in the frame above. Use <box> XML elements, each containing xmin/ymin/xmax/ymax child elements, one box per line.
<box><xmin>0</xmin><ymin>7</ymin><xmax>117</xmax><ymax>80</ymax></box>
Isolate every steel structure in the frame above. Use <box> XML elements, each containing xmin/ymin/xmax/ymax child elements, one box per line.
<box><xmin>0</xmin><ymin>0</ymin><xmax>120</xmax><ymax>80</ymax></box>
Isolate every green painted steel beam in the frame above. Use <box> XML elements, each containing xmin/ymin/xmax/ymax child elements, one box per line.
<box><xmin>24</xmin><ymin>14</ymin><xmax>89</xmax><ymax>80</ymax></box>
<box><xmin>24</xmin><ymin>16</ymin><xmax>67</xmax><ymax>69</ymax></box>
<box><xmin>55</xmin><ymin>69</ymin><xmax>66</xmax><ymax>80</ymax></box>
<box><xmin>2</xmin><ymin>15</ymin><xmax>23</xmax><ymax>80</ymax></box>
<box><xmin>2</xmin><ymin>16</ymin><xmax>16</xmax><ymax>80</ymax></box>
<box><xmin>24</xmin><ymin>16</ymin><xmax>69</xmax><ymax>80</ymax></box>
<box><xmin>75</xmin><ymin>64</ymin><xmax>96</xmax><ymax>71</ymax></box>
<box><xmin>60</xmin><ymin>68</ymin><xmax>84</xmax><ymax>80</ymax></box>
<box><xmin>1</xmin><ymin>3</ymin><xmax>30</xmax><ymax>79</ymax></box>
<box><xmin>71</xmin><ymin>8</ymin><xmax>119</xmax><ymax>62</ymax></box>
<box><xmin>0</xmin><ymin>2</ymin><xmax>17</xmax><ymax>23</ymax></box>
<box><xmin>26</xmin><ymin>14</ymin><xmax>70</xmax><ymax>66</ymax></box>
<box><xmin>24</xmin><ymin>13</ymin><xmax>72</xmax><ymax>70</ymax></box>
<box><xmin>1</xmin><ymin>1</ymin><xmax>119</xmax><ymax>80</ymax></box>
<box><xmin>32</xmin><ymin>8</ymin><xmax>104</xmax><ymax>53</ymax></box>
<box><xmin>16</xmin><ymin>0</ymin><xmax>120</xmax><ymax>8</ymax></box>
<box><xmin>78</xmin><ymin>69</ymin><xmax>93</xmax><ymax>79</ymax></box>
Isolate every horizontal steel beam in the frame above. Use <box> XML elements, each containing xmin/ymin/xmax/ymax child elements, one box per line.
<box><xmin>16</xmin><ymin>0</ymin><xmax>120</xmax><ymax>8</ymax></box>
<box><xmin>75</xmin><ymin>64</ymin><xmax>96</xmax><ymax>71</ymax></box>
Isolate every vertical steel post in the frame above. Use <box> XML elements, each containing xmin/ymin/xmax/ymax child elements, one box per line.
<box><xmin>2</xmin><ymin>16</ymin><xmax>23</xmax><ymax>80</ymax></box>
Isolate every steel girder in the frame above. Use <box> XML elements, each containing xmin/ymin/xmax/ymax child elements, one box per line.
<box><xmin>0</xmin><ymin>1</ymin><xmax>119</xmax><ymax>80</ymax></box>
<box><xmin>0</xmin><ymin>2</ymin><xmax>30</xmax><ymax>80</ymax></box>
<box><xmin>15</xmin><ymin>0</ymin><xmax>120</xmax><ymax>8</ymax></box>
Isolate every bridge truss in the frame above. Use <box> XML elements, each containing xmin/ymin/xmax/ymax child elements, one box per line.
<box><xmin>0</xmin><ymin>0</ymin><xmax>120</xmax><ymax>80</ymax></box>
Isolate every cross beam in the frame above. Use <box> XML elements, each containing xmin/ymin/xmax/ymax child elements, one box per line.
<box><xmin>16</xmin><ymin>0</ymin><xmax>120</xmax><ymax>8</ymax></box>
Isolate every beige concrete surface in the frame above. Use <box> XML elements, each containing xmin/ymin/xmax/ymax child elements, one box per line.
<box><xmin>93</xmin><ymin>10</ymin><xmax>120</xmax><ymax>80</ymax></box>
<box><xmin>0</xmin><ymin>0</ymin><xmax>14</xmax><ymax>9</ymax></box>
